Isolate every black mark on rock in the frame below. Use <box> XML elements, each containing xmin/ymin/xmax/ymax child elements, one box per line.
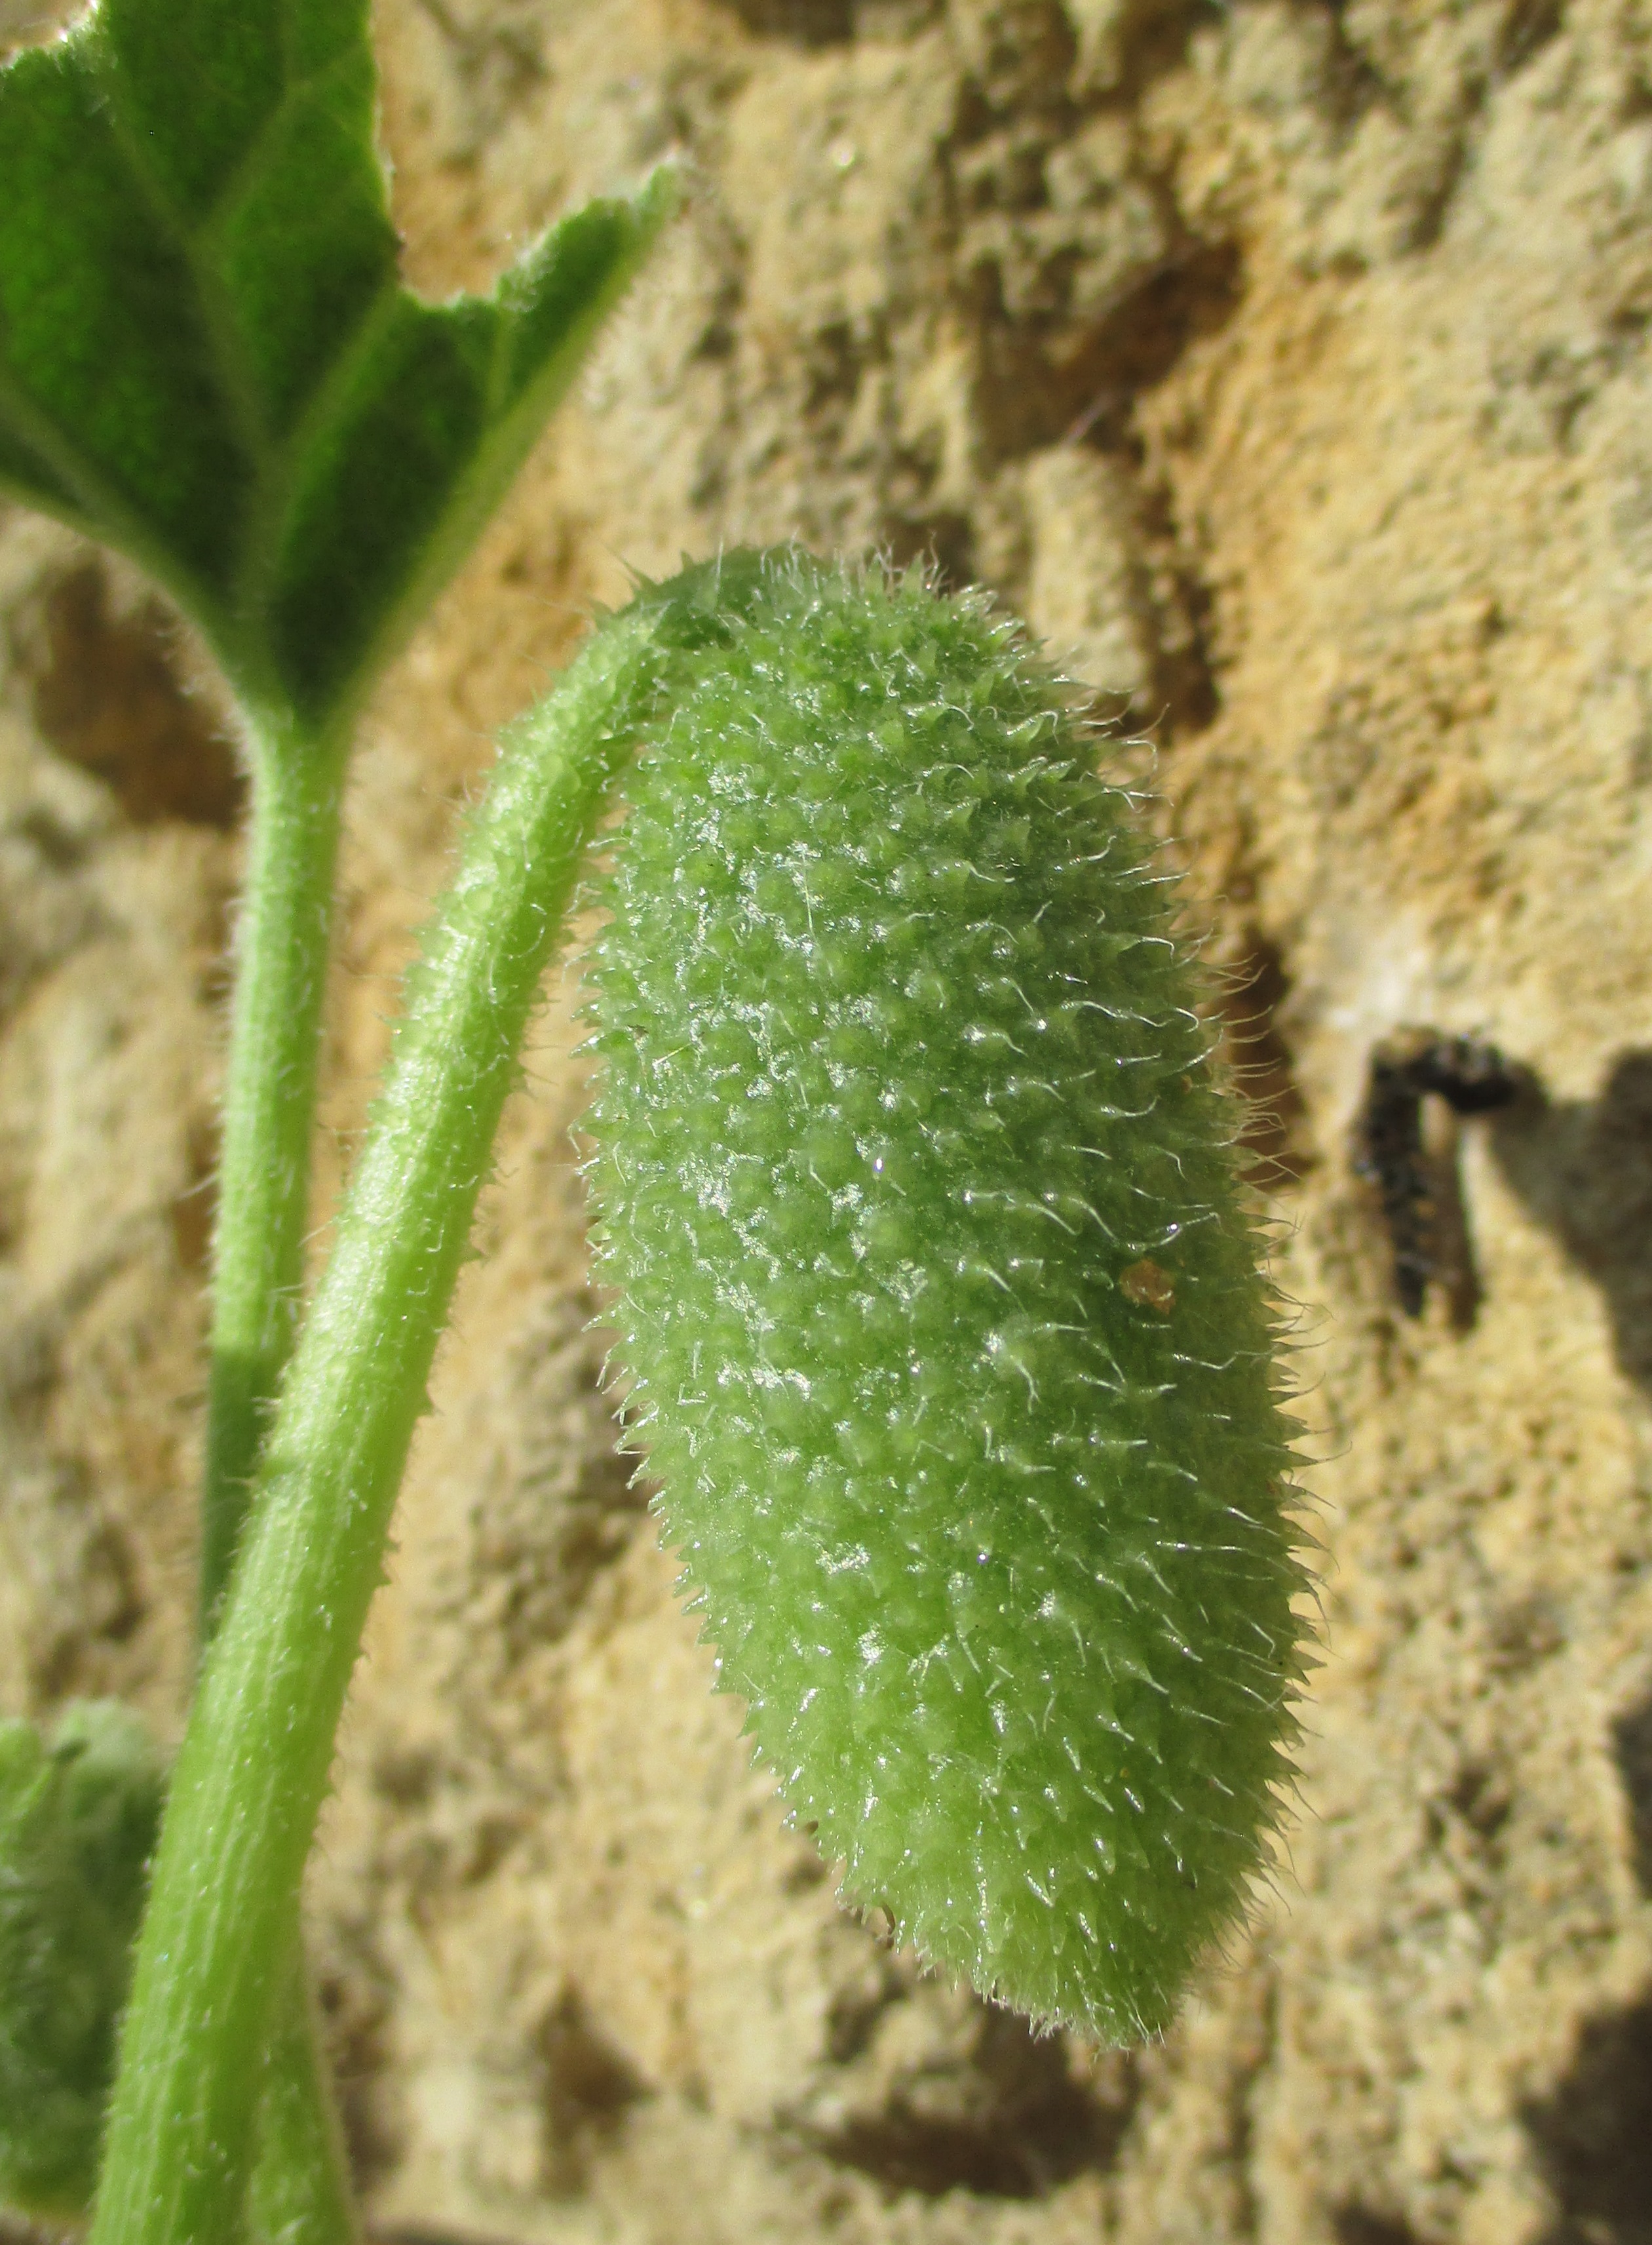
<box><xmin>12</xmin><ymin>562</ymin><xmax>242</xmax><ymax>829</ymax></box>
<box><xmin>1333</xmin><ymin>2206</ymin><xmax>1432</xmax><ymax>2245</ymax></box>
<box><xmin>1613</xmin><ymin>1687</ymin><xmax>1652</xmax><ymax>1900</ymax></box>
<box><xmin>881</xmin><ymin>510</ymin><xmax>977</xmax><ymax>593</ymax></box>
<box><xmin>976</xmin><ymin>239</ymin><xmax>1242</xmax><ymax>463</ymax></box>
<box><xmin>1496</xmin><ymin>0</ymin><xmax>1564</xmax><ymax>80</ymax></box>
<box><xmin>713</xmin><ymin>0</ymin><xmax>855</xmax><ymax>43</ymax></box>
<box><xmin>800</xmin><ymin>1999</ymin><xmax>1137</xmax><ymax>2198</ymax></box>
<box><xmin>539</xmin><ymin>1984</ymin><xmax>653</xmax><ymax>2196</ymax></box>
<box><xmin>1219</xmin><ymin>935</ymin><xmax>1314</xmax><ymax>1192</ymax></box>
<box><xmin>1356</xmin><ymin>1030</ymin><xmax>1526</xmax><ymax>1321</ymax></box>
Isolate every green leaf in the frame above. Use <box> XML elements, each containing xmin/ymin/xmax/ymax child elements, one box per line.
<box><xmin>0</xmin><ymin>0</ymin><xmax>674</xmax><ymax>725</ymax></box>
<box><xmin>0</xmin><ymin>1702</ymin><xmax>165</xmax><ymax>2220</ymax></box>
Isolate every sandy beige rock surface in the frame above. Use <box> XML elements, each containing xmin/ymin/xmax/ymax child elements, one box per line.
<box><xmin>6</xmin><ymin>1</ymin><xmax>1652</xmax><ymax>2240</ymax></box>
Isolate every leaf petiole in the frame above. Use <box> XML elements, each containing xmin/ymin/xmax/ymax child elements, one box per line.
<box><xmin>202</xmin><ymin>708</ymin><xmax>349</xmax><ymax>1634</ymax></box>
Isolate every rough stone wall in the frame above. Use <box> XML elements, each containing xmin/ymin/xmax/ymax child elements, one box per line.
<box><xmin>5</xmin><ymin>2</ymin><xmax>1652</xmax><ymax>2241</ymax></box>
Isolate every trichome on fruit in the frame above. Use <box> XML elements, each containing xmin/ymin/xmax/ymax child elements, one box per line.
<box><xmin>583</xmin><ymin>553</ymin><xmax>1310</xmax><ymax>2042</ymax></box>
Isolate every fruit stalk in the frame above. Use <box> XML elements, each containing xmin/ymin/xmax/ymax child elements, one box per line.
<box><xmin>88</xmin><ymin>593</ymin><xmax>680</xmax><ymax>2245</ymax></box>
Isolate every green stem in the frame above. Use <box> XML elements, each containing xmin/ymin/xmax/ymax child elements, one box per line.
<box><xmin>199</xmin><ymin>701</ymin><xmax>355</xmax><ymax>2238</ymax></box>
<box><xmin>202</xmin><ymin>711</ymin><xmax>349</xmax><ymax>1632</ymax></box>
<box><xmin>89</xmin><ymin>589</ymin><xmax>694</xmax><ymax>2245</ymax></box>
<box><xmin>246</xmin><ymin>1925</ymin><xmax>362</xmax><ymax>2245</ymax></box>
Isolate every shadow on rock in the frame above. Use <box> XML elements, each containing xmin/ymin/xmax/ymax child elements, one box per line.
<box><xmin>1612</xmin><ymin>1683</ymin><xmax>1652</xmax><ymax>1902</ymax></box>
<box><xmin>792</xmin><ymin>1995</ymin><xmax>1138</xmax><ymax>2199</ymax></box>
<box><xmin>1331</xmin><ymin>2206</ymin><xmax>1431</xmax><ymax>2245</ymax></box>
<box><xmin>1520</xmin><ymin>1993</ymin><xmax>1652</xmax><ymax>2245</ymax></box>
<box><xmin>1488</xmin><ymin>1048</ymin><xmax>1652</xmax><ymax>1399</ymax></box>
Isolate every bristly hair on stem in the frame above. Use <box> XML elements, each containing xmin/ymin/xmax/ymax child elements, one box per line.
<box><xmin>0</xmin><ymin>1</ymin><xmax>681</xmax><ymax>2233</ymax></box>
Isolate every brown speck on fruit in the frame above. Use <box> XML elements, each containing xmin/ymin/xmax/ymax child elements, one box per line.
<box><xmin>1120</xmin><ymin>1258</ymin><xmax>1176</xmax><ymax>1314</ymax></box>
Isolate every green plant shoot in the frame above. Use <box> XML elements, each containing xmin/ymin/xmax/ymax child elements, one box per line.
<box><xmin>0</xmin><ymin>5</ymin><xmax>1309</xmax><ymax>2236</ymax></box>
<box><xmin>0</xmin><ymin>0</ymin><xmax>675</xmax><ymax>1618</ymax></box>
<box><xmin>0</xmin><ymin>0</ymin><xmax>673</xmax><ymax>2231</ymax></box>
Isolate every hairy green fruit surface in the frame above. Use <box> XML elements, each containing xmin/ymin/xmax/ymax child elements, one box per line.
<box><xmin>0</xmin><ymin>1702</ymin><xmax>163</xmax><ymax>2216</ymax></box>
<box><xmin>584</xmin><ymin>556</ymin><xmax>1308</xmax><ymax>2042</ymax></box>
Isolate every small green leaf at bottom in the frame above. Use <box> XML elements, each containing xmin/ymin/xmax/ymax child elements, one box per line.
<box><xmin>0</xmin><ymin>1701</ymin><xmax>164</xmax><ymax>2221</ymax></box>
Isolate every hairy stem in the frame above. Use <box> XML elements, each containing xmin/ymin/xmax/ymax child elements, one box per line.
<box><xmin>88</xmin><ymin>584</ymin><xmax>706</xmax><ymax>2245</ymax></box>
<box><xmin>198</xmin><ymin>701</ymin><xmax>357</xmax><ymax>2239</ymax></box>
<box><xmin>202</xmin><ymin>713</ymin><xmax>349</xmax><ymax>1632</ymax></box>
<box><xmin>246</xmin><ymin>1926</ymin><xmax>362</xmax><ymax>2245</ymax></box>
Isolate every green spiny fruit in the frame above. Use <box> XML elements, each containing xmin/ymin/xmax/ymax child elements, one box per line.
<box><xmin>583</xmin><ymin>552</ymin><xmax>1308</xmax><ymax>2042</ymax></box>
